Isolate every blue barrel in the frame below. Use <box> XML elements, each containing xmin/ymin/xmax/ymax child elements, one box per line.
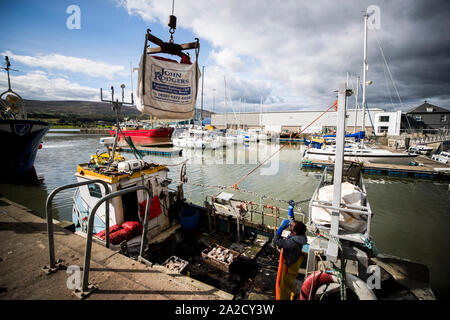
<box><xmin>179</xmin><ymin>208</ymin><xmax>199</xmax><ymax>231</ymax></box>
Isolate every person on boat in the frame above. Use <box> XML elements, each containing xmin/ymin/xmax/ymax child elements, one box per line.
<box><xmin>273</xmin><ymin>201</ymin><xmax>307</xmax><ymax>300</ymax></box>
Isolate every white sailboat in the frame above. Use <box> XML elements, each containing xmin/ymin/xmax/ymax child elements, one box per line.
<box><xmin>303</xmin><ymin>13</ymin><xmax>417</xmax><ymax>165</ymax></box>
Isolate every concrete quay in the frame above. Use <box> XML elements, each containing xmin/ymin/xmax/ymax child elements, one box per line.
<box><xmin>0</xmin><ymin>197</ymin><xmax>233</xmax><ymax>300</ymax></box>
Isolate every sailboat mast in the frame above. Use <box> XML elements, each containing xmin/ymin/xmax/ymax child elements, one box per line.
<box><xmin>200</xmin><ymin>66</ymin><xmax>204</xmax><ymax>126</ymax></box>
<box><xmin>354</xmin><ymin>75</ymin><xmax>360</xmax><ymax>133</ymax></box>
<box><xmin>260</xmin><ymin>96</ymin><xmax>263</xmax><ymax>130</ymax></box>
<box><xmin>224</xmin><ymin>77</ymin><xmax>227</xmax><ymax>129</ymax></box>
<box><xmin>361</xmin><ymin>13</ymin><xmax>369</xmax><ymax>135</ymax></box>
<box><xmin>239</xmin><ymin>98</ymin><xmax>241</xmax><ymax>130</ymax></box>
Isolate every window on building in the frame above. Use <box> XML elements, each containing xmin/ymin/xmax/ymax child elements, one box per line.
<box><xmin>415</xmin><ymin>115</ymin><xmax>423</xmax><ymax>121</ymax></box>
<box><xmin>378</xmin><ymin>126</ymin><xmax>389</xmax><ymax>133</ymax></box>
<box><xmin>88</xmin><ymin>184</ymin><xmax>103</xmax><ymax>198</ymax></box>
<box><xmin>441</xmin><ymin>115</ymin><xmax>447</xmax><ymax>122</ymax></box>
<box><xmin>379</xmin><ymin>116</ymin><xmax>390</xmax><ymax>122</ymax></box>
<box><xmin>426</xmin><ymin>107</ymin><xmax>434</xmax><ymax>112</ymax></box>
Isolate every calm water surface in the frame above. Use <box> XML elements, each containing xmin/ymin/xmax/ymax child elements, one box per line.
<box><xmin>0</xmin><ymin>133</ymin><xmax>448</xmax><ymax>298</ymax></box>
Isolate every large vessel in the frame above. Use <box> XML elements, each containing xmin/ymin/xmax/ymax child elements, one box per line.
<box><xmin>0</xmin><ymin>56</ymin><xmax>50</xmax><ymax>180</ymax></box>
<box><xmin>108</xmin><ymin>126</ymin><xmax>174</xmax><ymax>138</ymax></box>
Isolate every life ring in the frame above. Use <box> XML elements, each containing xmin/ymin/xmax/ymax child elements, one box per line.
<box><xmin>300</xmin><ymin>271</ymin><xmax>377</xmax><ymax>300</ymax></box>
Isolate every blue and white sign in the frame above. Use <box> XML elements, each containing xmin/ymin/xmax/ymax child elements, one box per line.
<box><xmin>137</xmin><ymin>56</ymin><xmax>201</xmax><ymax>120</ymax></box>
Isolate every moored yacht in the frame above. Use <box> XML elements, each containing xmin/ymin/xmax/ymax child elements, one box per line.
<box><xmin>303</xmin><ymin>144</ymin><xmax>417</xmax><ymax>165</ymax></box>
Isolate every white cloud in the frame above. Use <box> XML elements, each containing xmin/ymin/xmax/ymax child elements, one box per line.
<box><xmin>0</xmin><ymin>70</ymin><xmax>99</xmax><ymax>101</ymax></box>
<box><xmin>2</xmin><ymin>51</ymin><xmax>127</xmax><ymax>79</ymax></box>
<box><xmin>210</xmin><ymin>49</ymin><xmax>244</xmax><ymax>72</ymax></box>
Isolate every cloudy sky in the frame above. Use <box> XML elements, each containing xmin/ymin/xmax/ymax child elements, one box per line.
<box><xmin>0</xmin><ymin>0</ymin><xmax>449</xmax><ymax>114</ymax></box>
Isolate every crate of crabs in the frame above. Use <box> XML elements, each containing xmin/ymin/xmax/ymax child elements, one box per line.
<box><xmin>162</xmin><ymin>256</ymin><xmax>189</xmax><ymax>273</ymax></box>
<box><xmin>201</xmin><ymin>244</ymin><xmax>240</xmax><ymax>273</ymax></box>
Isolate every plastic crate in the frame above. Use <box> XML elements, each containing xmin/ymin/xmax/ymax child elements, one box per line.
<box><xmin>201</xmin><ymin>244</ymin><xmax>240</xmax><ymax>273</ymax></box>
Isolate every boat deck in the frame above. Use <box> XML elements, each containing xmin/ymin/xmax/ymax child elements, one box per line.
<box><xmin>0</xmin><ymin>197</ymin><xmax>232</xmax><ymax>300</ymax></box>
<box><xmin>302</xmin><ymin>155</ymin><xmax>450</xmax><ymax>180</ymax></box>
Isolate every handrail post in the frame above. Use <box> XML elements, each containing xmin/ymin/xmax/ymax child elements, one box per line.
<box><xmin>76</xmin><ymin>185</ymin><xmax>152</xmax><ymax>299</ymax></box>
<box><xmin>43</xmin><ymin>179</ymin><xmax>110</xmax><ymax>274</ymax></box>
<box><xmin>139</xmin><ymin>191</ymin><xmax>151</xmax><ymax>261</ymax></box>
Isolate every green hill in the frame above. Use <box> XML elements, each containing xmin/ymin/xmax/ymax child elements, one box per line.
<box><xmin>21</xmin><ymin>99</ymin><xmax>214</xmax><ymax>126</ymax></box>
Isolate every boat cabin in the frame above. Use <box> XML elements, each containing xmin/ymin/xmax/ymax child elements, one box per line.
<box><xmin>72</xmin><ymin>160</ymin><xmax>171</xmax><ymax>245</ymax></box>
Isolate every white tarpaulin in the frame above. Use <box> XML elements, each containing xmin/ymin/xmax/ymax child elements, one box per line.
<box><xmin>310</xmin><ymin>182</ymin><xmax>367</xmax><ymax>233</ymax></box>
<box><xmin>136</xmin><ymin>55</ymin><xmax>201</xmax><ymax>120</ymax></box>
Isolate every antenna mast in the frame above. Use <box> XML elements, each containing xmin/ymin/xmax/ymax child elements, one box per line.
<box><xmin>361</xmin><ymin>13</ymin><xmax>369</xmax><ymax>139</ymax></box>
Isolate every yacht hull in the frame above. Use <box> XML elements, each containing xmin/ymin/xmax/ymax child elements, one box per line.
<box><xmin>304</xmin><ymin>149</ymin><xmax>417</xmax><ymax>165</ymax></box>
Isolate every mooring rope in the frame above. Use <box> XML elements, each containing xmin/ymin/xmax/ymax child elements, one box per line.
<box><xmin>182</xmin><ymin>180</ymin><xmax>310</xmax><ymax>207</ymax></box>
<box><xmin>232</xmin><ymin>100</ymin><xmax>338</xmax><ymax>190</ymax></box>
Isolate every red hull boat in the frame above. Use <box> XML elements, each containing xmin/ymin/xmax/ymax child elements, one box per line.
<box><xmin>108</xmin><ymin>127</ymin><xmax>174</xmax><ymax>138</ymax></box>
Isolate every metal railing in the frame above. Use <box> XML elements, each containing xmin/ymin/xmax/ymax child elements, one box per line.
<box><xmin>206</xmin><ymin>195</ymin><xmax>307</xmax><ymax>236</ymax></box>
<box><xmin>79</xmin><ymin>185</ymin><xmax>153</xmax><ymax>296</ymax></box>
<box><xmin>44</xmin><ymin>179</ymin><xmax>110</xmax><ymax>273</ymax></box>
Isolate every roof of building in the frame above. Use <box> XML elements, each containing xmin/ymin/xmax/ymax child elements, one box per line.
<box><xmin>407</xmin><ymin>101</ymin><xmax>449</xmax><ymax>114</ymax></box>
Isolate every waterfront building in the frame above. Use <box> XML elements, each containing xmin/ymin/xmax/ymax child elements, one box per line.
<box><xmin>211</xmin><ymin>109</ymin><xmax>384</xmax><ymax>135</ymax></box>
<box><xmin>402</xmin><ymin>101</ymin><xmax>450</xmax><ymax>133</ymax></box>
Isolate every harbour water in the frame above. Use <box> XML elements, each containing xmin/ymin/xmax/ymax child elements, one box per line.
<box><xmin>0</xmin><ymin>133</ymin><xmax>449</xmax><ymax>298</ymax></box>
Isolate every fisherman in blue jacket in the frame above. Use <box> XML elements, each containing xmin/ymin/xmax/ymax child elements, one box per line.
<box><xmin>273</xmin><ymin>200</ymin><xmax>308</xmax><ymax>300</ymax></box>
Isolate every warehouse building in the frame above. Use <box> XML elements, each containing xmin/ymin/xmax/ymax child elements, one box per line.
<box><xmin>211</xmin><ymin>108</ymin><xmax>386</xmax><ymax>135</ymax></box>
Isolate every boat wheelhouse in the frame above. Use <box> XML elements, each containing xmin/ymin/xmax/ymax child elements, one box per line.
<box><xmin>72</xmin><ymin>159</ymin><xmax>172</xmax><ymax>247</ymax></box>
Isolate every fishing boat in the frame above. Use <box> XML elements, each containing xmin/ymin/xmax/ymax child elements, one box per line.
<box><xmin>0</xmin><ymin>56</ymin><xmax>50</xmax><ymax>180</ymax></box>
<box><xmin>108</xmin><ymin>126</ymin><xmax>174</xmax><ymax>138</ymax></box>
<box><xmin>299</xmin><ymin>82</ymin><xmax>435</xmax><ymax>300</ymax></box>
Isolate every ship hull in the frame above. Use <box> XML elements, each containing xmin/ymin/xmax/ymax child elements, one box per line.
<box><xmin>0</xmin><ymin>119</ymin><xmax>51</xmax><ymax>179</ymax></box>
<box><xmin>108</xmin><ymin>127</ymin><xmax>174</xmax><ymax>138</ymax></box>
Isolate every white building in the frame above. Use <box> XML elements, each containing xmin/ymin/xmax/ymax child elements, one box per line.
<box><xmin>373</xmin><ymin>111</ymin><xmax>402</xmax><ymax>136</ymax></box>
<box><xmin>211</xmin><ymin>108</ymin><xmax>391</xmax><ymax>135</ymax></box>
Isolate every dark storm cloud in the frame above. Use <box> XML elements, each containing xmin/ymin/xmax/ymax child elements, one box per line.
<box><xmin>353</xmin><ymin>0</ymin><xmax>450</xmax><ymax>110</ymax></box>
<box><xmin>121</xmin><ymin>0</ymin><xmax>450</xmax><ymax>112</ymax></box>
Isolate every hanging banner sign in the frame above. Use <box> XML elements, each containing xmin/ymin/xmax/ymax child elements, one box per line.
<box><xmin>136</xmin><ymin>55</ymin><xmax>201</xmax><ymax>120</ymax></box>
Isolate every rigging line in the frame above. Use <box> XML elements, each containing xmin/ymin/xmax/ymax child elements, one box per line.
<box><xmin>381</xmin><ymin>60</ymin><xmax>396</xmax><ymax>111</ymax></box>
<box><xmin>359</xmin><ymin>81</ymin><xmax>377</xmax><ymax>138</ymax></box>
<box><xmin>374</xmin><ymin>32</ymin><xmax>402</xmax><ymax>104</ymax></box>
<box><xmin>374</xmin><ymin>32</ymin><xmax>413</xmax><ymax>132</ymax></box>
<box><xmin>349</xmin><ymin>76</ymin><xmax>356</xmax><ymax>110</ymax></box>
<box><xmin>171</xmin><ymin>0</ymin><xmax>175</xmax><ymax>15</ymax></box>
<box><xmin>374</xmin><ymin>32</ymin><xmax>406</xmax><ymax>109</ymax></box>
<box><xmin>224</xmin><ymin>84</ymin><xmax>239</xmax><ymax>123</ymax></box>
<box><xmin>232</xmin><ymin>100</ymin><xmax>338</xmax><ymax>190</ymax></box>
